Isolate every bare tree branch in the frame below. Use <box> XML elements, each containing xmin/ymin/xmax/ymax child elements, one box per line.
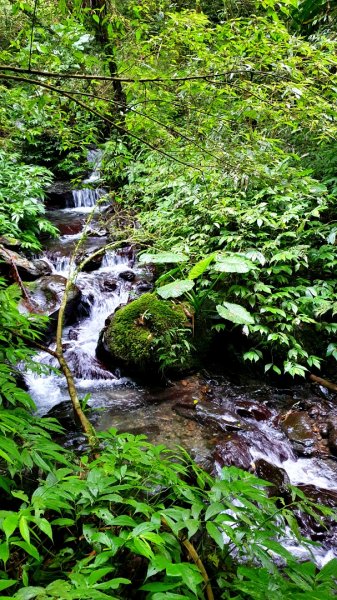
<box><xmin>0</xmin><ymin>64</ymin><xmax>278</xmax><ymax>83</ymax></box>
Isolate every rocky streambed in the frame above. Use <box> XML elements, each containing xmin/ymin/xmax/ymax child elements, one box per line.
<box><xmin>4</xmin><ymin>152</ymin><xmax>336</xmax><ymax>566</ymax></box>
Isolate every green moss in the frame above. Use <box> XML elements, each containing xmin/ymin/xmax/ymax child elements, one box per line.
<box><xmin>106</xmin><ymin>293</ymin><xmax>192</xmax><ymax>374</ymax></box>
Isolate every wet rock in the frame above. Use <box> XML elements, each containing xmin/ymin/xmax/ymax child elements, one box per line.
<box><xmin>213</xmin><ymin>434</ymin><xmax>252</xmax><ymax>471</ymax></box>
<box><xmin>20</xmin><ymin>275</ymin><xmax>82</xmax><ymax>337</ymax></box>
<box><xmin>293</xmin><ymin>484</ymin><xmax>337</xmax><ymax>539</ymax></box>
<box><xmin>101</xmin><ymin>278</ymin><xmax>118</xmax><ymax>292</ymax></box>
<box><xmin>0</xmin><ymin>245</ymin><xmax>52</xmax><ymax>281</ymax></box>
<box><xmin>55</xmin><ymin>219</ymin><xmax>83</xmax><ymax>236</ymax></box>
<box><xmin>136</xmin><ymin>280</ymin><xmax>153</xmax><ymax>293</ymax></box>
<box><xmin>117</xmin><ymin>246</ymin><xmax>135</xmax><ymax>264</ymax></box>
<box><xmin>236</xmin><ymin>401</ymin><xmax>273</xmax><ymax>421</ymax></box>
<box><xmin>297</xmin><ymin>484</ymin><xmax>337</xmax><ymax>508</ymax></box>
<box><xmin>68</xmin><ymin>329</ymin><xmax>78</xmax><ymax>341</ymax></box>
<box><xmin>280</xmin><ymin>411</ymin><xmax>317</xmax><ymax>456</ymax></box>
<box><xmin>254</xmin><ymin>458</ymin><xmax>290</xmax><ymax>497</ymax></box>
<box><xmin>119</xmin><ymin>270</ymin><xmax>136</xmax><ymax>282</ymax></box>
<box><xmin>243</xmin><ymin>427</ymin><xmax>294</xmax><ymax>463</ymax></box>
<box><xmin>79</xmin><ymin>250</ymin><xmax>104</xmax><ymax>272</ymax></box>
<box><xmin>65</xmin><ymin>349</ymin><xmax>116</xmax><ymax>380</ymax></box>
<box><xmin>46</xmin><ymin>181</ymin><xmax>73</xmax><ymax>209</ymax></box>
<box><xmin>195</xmin><ymin>404</ymin><xmax>242</xmax><ymax>432</ymax></box>
<box><xmin>327</xmin><ymin>416</ymin><xmax>337</xmax><ymax>456</ymax></box>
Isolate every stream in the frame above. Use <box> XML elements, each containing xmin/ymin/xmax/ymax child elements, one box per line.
<box><xmin>24</xmin><ymin>153</ymin><xmax>337</xmax><ymax>566</ymax></box>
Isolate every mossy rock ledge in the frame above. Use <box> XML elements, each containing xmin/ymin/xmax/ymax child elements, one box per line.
<box><xmin>101</xmin><ymin>293</ymin><xmax>193</xmax><ymax>377</ymax></box>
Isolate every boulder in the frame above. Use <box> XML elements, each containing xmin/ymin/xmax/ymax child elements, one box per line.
<box><xmin>0</xmin><ymin>245</ymin><xmax>52</xmax><ymax>281</ymax></box>
<box><xmin>213</xmin><ymin>434</ymin><xmax>252</xmax><ymax>471</ymax></box>
<box><xmin>46</xmin><ymin>181</ymin><xmax>73</xmax><ymax>209</ymax></box>
<box><xmin>98</xmin><ymin>293</ymin><xmax>193</xmax><ymax>377</ymax></box>
<box><xmin>280</xmin><ymin>411</ymin><xmax>317</xmax><ymax>456</ymax></box>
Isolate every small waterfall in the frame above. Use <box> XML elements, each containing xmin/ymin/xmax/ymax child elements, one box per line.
<box><xmin>45</xmin><ymin>252</ymin><xmax>72</xmax><ymax>275</ymax></box>
<box><xmin>68</xmin><ymin>188</ymin><xmax>104</xmax><ymax>209</ymax></box>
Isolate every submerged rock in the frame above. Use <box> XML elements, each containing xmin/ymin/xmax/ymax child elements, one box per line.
<box><xmin>195</xmin><ymin>404</ymin><xmax>242</xmax><ymax>432</ymax></box>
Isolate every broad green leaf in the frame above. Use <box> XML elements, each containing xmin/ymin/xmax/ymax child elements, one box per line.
<box><xmin>0</xmin><ymin>580</ymin><xmax>16</xmax><ymax>592</ymax></box>
<box><xmin>216</xmin><ymin>303</ymin><xmax>255</xmax><ymax>325</ymax></box>
<box><xmin>139</xmin><ymin>252</ymin><xmax>188</xmax><ymax>264</ymax></box>
<box><xmin>15</xmin><ymin>586</ymin><xmax>45</xmax><ymax>600</ymax></box>
<box><xmin>214</xmin><ymin>254</ymin><xmax>256</xmax><ymax>273</ymax></box>
<box><xmin>188</xmin><ymin>254</ymin><xmax>215</xmax><ymax>279</ymax></box>
<box><xmin>157</xmin><ymin>279</ymin><xmax>194</xmax><ymax>299</ymax></box>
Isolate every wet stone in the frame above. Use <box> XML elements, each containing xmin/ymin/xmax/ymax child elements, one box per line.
<box><xmin>254</xmin><ymin>458</ymin><xmax>290</xmax><ymax>497</ymax></box>
<box><xmin>119</xmin><ymin>270</ymin><xmax>136</xmax><ymax>282</ymax></box>
<box><xmin>327</xmin><ymin>416</ymin><xmax>337</xmax><ymax>456</ymax></box>
<box><xmin>136</xmin><ymin>280</ymin><xmax>153</xmax><ymax>293</ymax></box>
<box><xmin>195</xmin><ymin>404</ymin><xmax>242</xmax><ymax>433</ymax></box>
<box><xmin>101</xmin><ymin>278</ymin><xmax>118</xmax><ymax>292</ymax></box>
<box><xmin>213</xmin><ymin>434</ymin><xmax>252</xmax><ymax>471</ymax></box>
<box><xmin>46</xmin><ymin>181</ymin><xmax>73</xmax><ymax>209</ymax></box>
<box><xmin>280</xmin><ymin>411</ymin><xmax>317</xmax><ymax>456</ymax></box>
<box><xmin>235</xmin><ymin>401</ymin><xmax>273</xmax><ymax>421</ymax></box>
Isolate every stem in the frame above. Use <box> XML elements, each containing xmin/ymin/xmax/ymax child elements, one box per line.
<box><xmin>161</xmin><ymin>517</ymin><xmax>214</xmax><ymax>600</ymax></box>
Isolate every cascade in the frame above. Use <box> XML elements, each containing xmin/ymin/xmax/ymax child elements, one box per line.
<box><xmin>24</xmin><ymin>153</ymin><xmax>337</xmax><ymax>566</ymax></box>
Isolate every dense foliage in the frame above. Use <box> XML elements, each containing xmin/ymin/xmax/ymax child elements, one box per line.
<box><xmin>1</xmin><ymin>0</ymin><xmax>337</xmax><ymax>598</ymax></box>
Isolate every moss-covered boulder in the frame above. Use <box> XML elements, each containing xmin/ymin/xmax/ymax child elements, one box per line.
<box><xmin>103</xmin><ymin>293</ymin><xmax>193</xmax><ymax>376</ymax></box>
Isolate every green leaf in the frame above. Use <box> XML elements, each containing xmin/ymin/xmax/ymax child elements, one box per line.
<box><xmin>188</xmin><ymin>254</ymin><xmax>215</xmax><ymax>279</ymax></box>
<box><xmin>216</xmin><ymin>303</ymin><xmax>254</xmax><ymax>325</ymax></box>
<box><xmin>214</xmin><ymin>254</ymin><xmax>256</xmax><ymax>273</ymax></box>
<box><xmin>139</xmin><ymin>252</ymin><xmax>188</xmax><ymax>264</ymax></box>
<box><xmin>206</xmin><ymin>521</ymin><xmax>224</xmax><ymax>550</ymax></box>
<box><xmin>2</xmin><ymin>513</ymin><xmax>18</xmax><ymax>539</ymax></box>
<box><xmin>19</xmin><ymin>516</ymin><xmax>30</xmax><ymax>544</ymax></box>
<box><xmin>14</xmin><ymin>586</ymin><xmax>45</xmax><ymax>600</ymax></box>
<box><xmin>157</xmin><ymin>279</ymin><xmax>194</xmax><ymax>299</ymax></box>
<box><xmin>0</xmin><ymin>543</ymin><xmax>9</xmax><ymax>564</ymax></box>
<box><xmin>0</xmin><ymin>580</ymin><xmax>16</xmax><ymax>592</ymax></box>
<box><xmin>317</xmin><ymin>558</ymin><xmax>337</xmax><ymax>581</ymax></box>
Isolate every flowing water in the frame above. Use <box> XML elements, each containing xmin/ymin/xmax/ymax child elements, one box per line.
<box><xmin>25</xmin><ymin>156</ymin><xmax>337</xmax><ymax>565</ymax></box>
